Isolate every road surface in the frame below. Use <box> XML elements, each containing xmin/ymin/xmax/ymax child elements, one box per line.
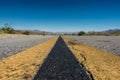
<box><xmin>33</xmin><ymin>36</ymin><xmax>92</xmax><ymax>80</ymax></box>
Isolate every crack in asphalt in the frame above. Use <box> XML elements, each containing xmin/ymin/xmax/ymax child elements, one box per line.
<box><xmin>33</xmin><ymin>36</ymin><xmax>92</xmax><ymax>80</ymax></box>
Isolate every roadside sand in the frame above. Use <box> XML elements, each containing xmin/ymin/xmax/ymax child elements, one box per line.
<box><xmin>63</xmin><ymin>37</ymin><xmax>120</xmax><ymax>80</ymax></box>
<box><xmin>0</xmin><ymin>36</ymin><xmax>57</xmax><ymax>80</ymax></box>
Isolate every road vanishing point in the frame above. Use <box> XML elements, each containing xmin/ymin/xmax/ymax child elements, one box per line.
<box><xmin>33</xmin><ymin>36</ymin><xmax>92</xmax><ymax>80</ymax></box>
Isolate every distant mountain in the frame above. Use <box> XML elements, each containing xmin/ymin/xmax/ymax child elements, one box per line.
<box><xmin>53</xmin><ymin>32</ymin><xmax>78</xmax><ymax>35</ymax></box>
<box><xmin>16</xmin><ymin>29</ymin><xmax>53</xmax><ymax>35</ymax></box>
<box><xmin>29</xmin><ymin>30</ymin><xmax>43</xmax><ymax>33</ymax></box>
<box><xmin>15</xmin><ymin>29</ymin><xmax>120</xmax><ymax>35</ymax></box>
<box><xmin>102</xmin><ymin>29</ymin><xmax>120</xmax><ymax>34</ymax></box>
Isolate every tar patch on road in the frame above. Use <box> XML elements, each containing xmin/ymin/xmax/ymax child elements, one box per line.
<box><xmin>33</xmin><ymin>36</ymin><xmax>92</xmax><ymax>80</ymax></box>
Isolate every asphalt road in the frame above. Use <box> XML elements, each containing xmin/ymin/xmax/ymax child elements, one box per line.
<box><xmin>33</xmin><ymin>36</ymin><xmax>91</xmax><ymax>80</ymax></box>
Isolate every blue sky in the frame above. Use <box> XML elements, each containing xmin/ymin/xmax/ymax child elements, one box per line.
<box><xmin>0</xmin><ymin>0</ymin><xmax>120</xmax><ymax>32</ymax></box>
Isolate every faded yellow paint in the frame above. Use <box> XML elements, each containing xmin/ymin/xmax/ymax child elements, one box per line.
<box><xmin>63</xmin><ymin>37</ymin><xmax>120</xmax><ymax>80</ymax></box>
<box><xmin>0</xmin><ymin>36</ymin><xmax>58</xmax><ymax>80</ymax></box>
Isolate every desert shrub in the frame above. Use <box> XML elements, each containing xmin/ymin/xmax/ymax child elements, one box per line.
<box><xmin>42</xmin><ymin>31</ymin><xmax>46</xmax><ymax>36</ymax></box>
<box><xmin>78</xmin><ymin>31</ymin><xmax>86</xmax><ymax>36</ymax></box>
<box><xmin>0</xmin><ymin>30</ymin><xmax>5</xmax><ymax>34</ymax></box>
<box><xmin>87</xmin><ymin>31</ymin><xmax>97</xmax><ymax>35</ymax></box>
<box><xmin>64</xmin><ymin>33</ymin><xmax>68</xmax><ymax>35</ymax></box>
<box><xmin>22</xmin><ymin>31</ymin><xmax>31</xmax><ymax>35</ymax></box>
<box><xmin>86</xmin><ymin>31</ymin><xmax>110</xmax><ymax>36</ymax></box>
<box><xmin>112</xmin><ymin>32</ymin><xmax>120</xmax><ymax>36</ymax></box>
<box><xmin>1</xmin><ymin>23</ymin><xmax>16</xmax><ymax>34</ymax></box>
<box><xmin>72</xmin><ymin>33</ymin><xmax>76</xmax><ymax>35</ymax></box>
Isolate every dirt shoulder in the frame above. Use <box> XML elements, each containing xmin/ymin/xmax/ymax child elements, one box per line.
<box><xmin>63</xmin><ymin>37</ymin><xmax>120</xmax><ymax>80</ymax></box>
<box><xmin>0</xmin><ymin>36</ymin><xmax>58</xmax><ymax>80</ymax></box>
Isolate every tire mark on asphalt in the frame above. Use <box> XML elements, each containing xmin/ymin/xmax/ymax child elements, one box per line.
<box><xmin>33</xmin><ymin>36</ymin><xmax>92</xmax><ymax>80</ymax></box>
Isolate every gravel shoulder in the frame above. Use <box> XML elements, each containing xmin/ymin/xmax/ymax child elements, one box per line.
<box><xmin>0</xmin><ymin>37</ymin><xmax>57</xmax><ymax>80</ymax></box>
<box><xmin>67</xmin><ymin>36</ymin><xmax>120</xmax><ymax>55</ymax></box>
<box><xmin>63</xmin><ymin>37</ymin><xmax>120</xmax><ymax>80</ymax></box>
<box><xmin>0</xmin><ymin>36</ymin><xmax>53</xmax><ymax>59</ymax></box>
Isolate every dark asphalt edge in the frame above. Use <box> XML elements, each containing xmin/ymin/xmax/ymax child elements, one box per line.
<box><xmin>63</xmin><ymin>36</ymin><xmax>94</xmax><ymax>80</ymax></box>
<box><xmin>32</xmin><ymin>37</ymin><xmax>59</xmax><ymax>80</ymax></box>
<box><xmin>32</xmin><ymin>36</ymin><xmax>94</xmax><ymax>80</ymax></box>
<box><xmin>79</xmin><ymin>62</ymin><xmax>94</xmax><ymax>80</ymax></box>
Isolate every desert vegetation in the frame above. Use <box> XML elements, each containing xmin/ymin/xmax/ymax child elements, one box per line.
<box><xmin>77</xmin><ymin>31</ymin><xmax>86</xmax><ymax>36</ymax></box>
<box><xmin>0</xmin><ymin>23</ymin><xmax>16</xmax><ymax>34</ymax></box>
<box><xmin>0</xmin><ymin>23</ymin><xmax>50</xmax><ymax>35</ymax></box>
<box><xmin>62</xmin><ymin>29</ymin><xmax>120</xmax><ymax>36</ymax></box>
<box><xmin>77</xmin><ymin>31</ymin><xmax>120</xmax><ymax>36</ymax></box>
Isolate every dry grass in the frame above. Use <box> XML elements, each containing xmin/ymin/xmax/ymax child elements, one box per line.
<box><xmin>0</xmin><ymin>36</ymin><xmax>58</xmax><ymax>80</ymax></box>
<box><xmin>63</xmin><ymin>37</ymin><xmax>120</xmax><ymax>80</ymax></box>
